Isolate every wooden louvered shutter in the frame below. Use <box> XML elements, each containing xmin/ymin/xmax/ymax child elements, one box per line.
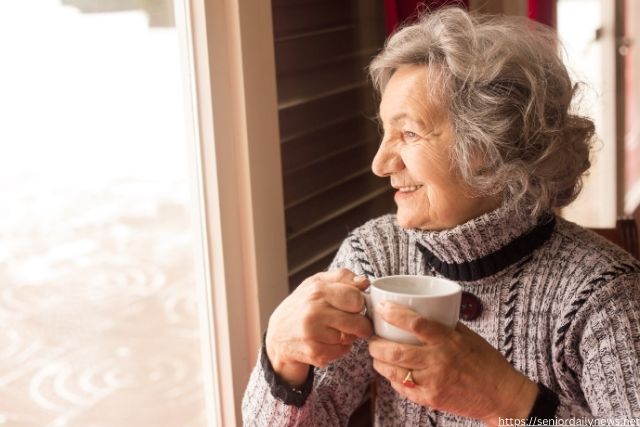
<box><xmin>272</xmin><ymin>0</ymin><xmax>396</xmax><ymax>291</ymax></box>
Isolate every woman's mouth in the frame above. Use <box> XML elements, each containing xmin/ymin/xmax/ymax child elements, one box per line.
<box><xmin>394</xmin><ymin>185</ymin><xmax>423</xmax><ymax>200</ymax></box>
<box><xmin>396</xmin><ymin>185</ymin><xmax>423</xmax><ymax>193</ymax></box>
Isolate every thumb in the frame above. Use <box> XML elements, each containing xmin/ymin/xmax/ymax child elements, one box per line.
<box><xmin>352</xmin><ymin>274</ymin><xmax>371</xmax><ymax>290</ymax></box>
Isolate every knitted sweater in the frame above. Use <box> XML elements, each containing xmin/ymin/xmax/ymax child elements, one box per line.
<box><xmin>242</xmin><ymin>206</ymin><xmax>640</xmax><ymax>426</ymax></box>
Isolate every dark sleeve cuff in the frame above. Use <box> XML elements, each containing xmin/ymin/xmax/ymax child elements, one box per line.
<box><xmin>261</xmin><ymin>333</ymin><xmax>314</xmax><ymax>407</ymax></box>
<box><xmin>527</xmin><ymin>382</ymin><xmax>560</xmax><ymax>423</ymax></box>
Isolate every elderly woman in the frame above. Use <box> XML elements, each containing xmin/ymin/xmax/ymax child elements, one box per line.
<box><xmin>242</xmin><ymin>7</ymin><xmax>640</xmax><ymax>426</ymax></box>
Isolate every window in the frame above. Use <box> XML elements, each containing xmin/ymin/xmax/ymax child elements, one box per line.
<box><xmin>0</xmin><ymin>1</ymin><xmax>217</xmax><ymax>425</ymax></box>
<box><xmin>557</xmin><ymin>0</ymin><xmax>617</xmax><ymax>227</ymax></box>
<box><xmin>558</xmin><ymin>0</ymin><xmax>639</xmax><ymax>225</ymax></box>
<box><xmin>623</xmin><ymin>0</ymin><xmax>640</xmax><ymax>214</ymax></box>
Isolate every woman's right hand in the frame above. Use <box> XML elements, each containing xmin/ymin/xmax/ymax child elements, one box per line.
<box><xmin>265</xmin><ymin>268</ymin><xmax>373</xmax><ymax>386</ymax></box>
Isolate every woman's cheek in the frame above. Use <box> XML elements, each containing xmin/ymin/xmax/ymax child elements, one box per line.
<box><xmin>405</xmin><ymin>145</ymin><xmax>450</xmax><ymax>177</ymax></box>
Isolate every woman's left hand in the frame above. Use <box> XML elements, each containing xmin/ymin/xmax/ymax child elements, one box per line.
<box><xmin>368</xmin><ymin>301</ymin><xmax>539</xmax><ymax>426</ymax></box>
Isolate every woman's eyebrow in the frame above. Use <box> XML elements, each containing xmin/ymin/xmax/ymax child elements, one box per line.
<box><xmin>389</xmin><ymin>113</ymin><xmax>409</xmax><ymax>123</ymax></box>
<box><xmin>377</xmin><ymin>112</ymin><xmax>427</xmax><ymax>127</ymax></box>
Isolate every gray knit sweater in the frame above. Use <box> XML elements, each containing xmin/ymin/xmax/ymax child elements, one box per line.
<box><xmin>242</xmin><ymin>206</ymin><xmax>640</xmax><ymax>426</ymax></box>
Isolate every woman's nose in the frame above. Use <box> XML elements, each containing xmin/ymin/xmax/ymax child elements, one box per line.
<box><xmin>371</xmin><ymin>141</ymin><xmax>403</xmax><ymax>177</ymax></box>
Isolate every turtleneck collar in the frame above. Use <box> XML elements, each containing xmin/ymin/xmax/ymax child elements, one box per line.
<box><xmin>407</xmin><ymin>204</ymin><xmax>555</xmax><ymax>281</ymax></box>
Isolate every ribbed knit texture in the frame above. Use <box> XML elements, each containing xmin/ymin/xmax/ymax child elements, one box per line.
<box><xmin>242</xmin><ymin>205</ymin><xmax>640</xmax><ymax>426</ymax></box>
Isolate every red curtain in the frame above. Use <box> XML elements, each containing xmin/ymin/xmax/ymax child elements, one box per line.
<box><xmin>528</xmin><ymin>0</ymin><xmax>555</xmax><ymax>27</ymax></box>
<box><xmin>384</xmin><ymin>0</ymin><xmax>469</xmax><ymax>35</ymax></box>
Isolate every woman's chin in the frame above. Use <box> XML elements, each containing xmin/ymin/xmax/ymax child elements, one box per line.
<box><xmin>396</xmin><ymin>209</ymin><xmax>445</xmax><ymax>231</ymax></box>
<box><xmin>395</xmin><ymin>212</ymin><xmax>425</xmax><ymax>230</ymax></box>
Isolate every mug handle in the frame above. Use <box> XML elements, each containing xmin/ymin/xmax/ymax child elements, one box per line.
<box><xmin>360</xmin><ymin>288</ymin><xmax>373</xmax><ymax>320</ymax></box>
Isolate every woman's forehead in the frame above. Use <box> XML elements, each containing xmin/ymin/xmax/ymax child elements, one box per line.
<box><xmin>378</xmin><ymin>67</ymin><xmax>446</xmax><ymax>126</ymax></box>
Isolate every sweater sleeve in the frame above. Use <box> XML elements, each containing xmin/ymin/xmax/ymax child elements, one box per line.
<box><xmin>555</xmin><ymin>272</ymin><xmax>640</xmax><ymax>420</ymax></box>
<box><xmin>241</xmin><ymin>234</ymin><xmax>377</xmax><ymax>426</ymax></box>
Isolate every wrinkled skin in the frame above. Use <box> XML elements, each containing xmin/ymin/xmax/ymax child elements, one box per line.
<box><xmin>368</xmin><ymin>301</ymin><xmax>538</xmax><ymax>426</ymax></box>
<box><xmin>266</xmin><ymin>268</ymin><xmax>373</xmax><ymax>386</ymax></box>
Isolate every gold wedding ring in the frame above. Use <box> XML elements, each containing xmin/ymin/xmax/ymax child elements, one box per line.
<box><xmin>339</xmin><ymin>331</ymin><xmax>347</xmax><ymax>345</ymax></box>
<box><xmin>402</xmin><ymin>370</ymin><xmax>416</xmax><ymax>388</ymax></box>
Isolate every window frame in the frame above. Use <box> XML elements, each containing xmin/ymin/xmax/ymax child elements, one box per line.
<box><xmin>176</xmin><ymin>0</ymin><xmax>289</xmax><ymax>424</ymax></box>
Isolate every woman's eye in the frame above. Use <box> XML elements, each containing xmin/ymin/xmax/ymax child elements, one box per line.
<box><xmin>402</xmin><ymin>131</ymin><xmax>419</xmax><ymax>141</ymax></box>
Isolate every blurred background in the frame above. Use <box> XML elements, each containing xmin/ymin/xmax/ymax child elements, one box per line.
<box><xmin>0</xmin><ymin>1</ymin><xmax>207</xmax><ymax>426</ymax></box>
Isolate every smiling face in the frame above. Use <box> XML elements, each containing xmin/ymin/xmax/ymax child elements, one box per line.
<box><xmin>372</xmin><ymin>65</ymin><xmax>500</xmax><ymax>230</ymax></box>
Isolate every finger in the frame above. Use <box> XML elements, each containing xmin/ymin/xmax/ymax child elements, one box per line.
<box><xmin>377</xmin><ymin>301</ymin><xmax>450</xmax><ymax>343</ymax></box>
<box><xmin>312</xmin><ymin>327</ymin><xmax>357</xmax><ymax>346</ymax></box>
<box><xmin>352</xmin><ymin>274</ymin><xmax>371</xmax><ymax>290</ymax></box>
<box><xmin>321</xmin><ymin>268</ymin><xmax>371</xmax><ymax>290</ymax></box>
<box><xmin>321</xmin><ymin>267</ymin><xmax>358</xmax><ymax>282</ymax></box>
<box><xmin>324</xmin><ymin>308</ymin><xmax>373</xmax><ymax>338</ymax></box>
<box><xmin>322</xmin><ymin>281</ymin><xmax>367</xmax><ymax>313</ymax></box>
<box><xmin>368</xmin><ymin>336</ymin><xmax>424</xmax><ymax>368</ymax></box>
<box><xmin>300</xmin><ymin>341</ymin><xmax>352</xmax><ymax>368</ymax></box>
<box><xmin>308</xmin><ymin>325</ymin><xmax>341</xmax><ymax>344</ymax></box>
<box><xmin>372</xmin><ymin>358</ymin><xmax>424</xmax><ymax>387</ymax></box>
<box><xmin>454</xmin><ymin>321</ymin><xmax>475</xmax><ymax>336</ymax></box>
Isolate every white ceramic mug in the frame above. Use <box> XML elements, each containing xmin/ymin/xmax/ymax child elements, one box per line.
<box><xmin>363</xmin><ymin>275</ymin><xmax>462</xmax><ymax>344</ymax></box>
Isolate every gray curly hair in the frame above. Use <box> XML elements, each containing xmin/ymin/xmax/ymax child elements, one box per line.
<box><xmin>369</xmin><ymin>7</ymin><xmax>595</xmax><ymax>218</ymax></box>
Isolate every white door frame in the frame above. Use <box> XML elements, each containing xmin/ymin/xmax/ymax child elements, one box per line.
<box><xmin>176</xmin><ymin>0</ymin><xmax>289</xmax><ymax>424</ymax></box>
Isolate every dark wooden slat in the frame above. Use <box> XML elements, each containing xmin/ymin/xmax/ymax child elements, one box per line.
<box><xmin>287</xmin><ymin>191</ymin><xmax>395</xmax><ymax>275</ymax></box>
<box><xmin>275</xmin><ymin>26</ymin><xmax>356</xmax><ymax>74</ymax></box>
<box><xmin>278</xmin><ymin>85</ymin><xmax>376</xmax><ymax>141</ymax></box>
<box><xmin>276</xmin><ymin>54</ymin><xmax>372</xmax><ymax>107</ymax></box>
<box><xmin>281</xmin><ymin>116</ymin><xmax>378</xmax><ymax>173</ymax></box>
<box><xmin>275</xmin><ymin>29</ymin><xmax>380</xmax><ymax>75</ymax></box>
<box><xmin>283</xmin><ymin>142</ymin><xmax>379</xmax><ymax>207</ymax></box>
<box><xmin>285</xmin><ymin>175</ymin><xmax>391</xmax><ymax>238</ymax></box>
<box><xmin>288</xmin><ymin>252</ymin><xmax>336</xmax><ymax>291</ymax></box>
<box><xmin>285</xmin><ymin>139</ymin><xmax>371</xmax><ymax>177</ymax></box>
<box><xmin>272</xmin><ymin>1</ymin><xmax>353</xmax><ymax>39</ymax></box>
<box><xmin>287</xmin><ymin>185</ymin><xmax>392</xmax><ymax>240</ymax></box>
<box><xmin>273</xmin><ymin>0</ymin><xmax>388</xmax><ymax>298</ymax></box>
